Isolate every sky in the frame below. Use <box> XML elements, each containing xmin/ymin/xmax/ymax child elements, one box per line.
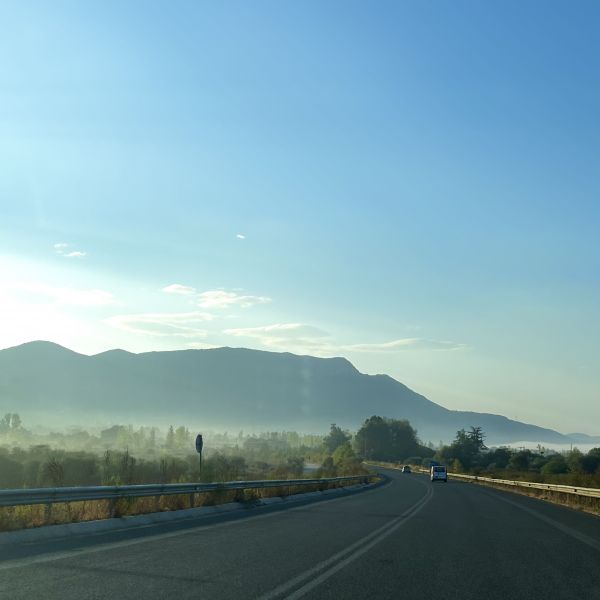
<box><xmin>0</xmin><ymin>1</ymin><xmax>599</xmax><ymax>434</ymax></box>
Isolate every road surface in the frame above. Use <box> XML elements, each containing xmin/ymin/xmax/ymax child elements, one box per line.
<box><xmin>1</xmin><ymin>469</ymin><xmax>599</xmax><ymax>599</ymax></box>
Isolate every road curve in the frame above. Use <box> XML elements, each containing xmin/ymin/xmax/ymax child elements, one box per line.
<box><xmin>1</xmin><ymin>469</ymin><xmax>600</xmax><ymax>599</ymax></box>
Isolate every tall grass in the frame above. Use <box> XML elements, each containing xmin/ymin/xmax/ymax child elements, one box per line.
<box><xmin>0</xmin><ymin>478</ymin><xmax>368</xmax><ymax>532</ymax></box>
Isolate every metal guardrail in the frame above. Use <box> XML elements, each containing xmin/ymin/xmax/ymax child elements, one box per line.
<box><xmin>448</xmin><ymin>473</ymin><xmax>600</xmax><ymax>499</ymax></box>
<box><xmin>368</xmin><ymin>462</ymin><xmax>600</xmax><ymax>499</ymax></box>
<box><xmin>0</xmin><ymin>475</ymin><xmax>375</xmax><ymax>508</ymax></box>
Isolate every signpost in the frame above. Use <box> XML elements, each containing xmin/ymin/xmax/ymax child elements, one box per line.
<box><xmin>195</xmin><ymin>433</ymin><xmax>203</xmax><ymax>478</ymax></box>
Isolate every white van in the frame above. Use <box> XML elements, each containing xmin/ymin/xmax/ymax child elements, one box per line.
<box><xmin>430</xmin><ymin>465</ymin><xmax>447</xmax><ymax>482</ymax></box>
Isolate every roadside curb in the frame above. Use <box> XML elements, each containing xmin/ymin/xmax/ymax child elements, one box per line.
<box><xmin>0</xmin><ymin>479</ymin><xmax>384</xmax><ymax>546</ymax></box>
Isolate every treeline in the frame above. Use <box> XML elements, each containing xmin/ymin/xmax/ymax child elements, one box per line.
<box><xmin>0</xmin><ymin>415</ymin><xmax>346</xmax><ymax>488</ymax></box>
<box><xmin>434</xmin><ymin>427</ymin><xmax>600</xmax><ymax>487</ymax></box>
<box><xmin>319</xmin><ymin>416</ymin><xmax>435</xmax><ymax>476</ymax></box>
<box><xmin>0</xmin><ymin>414</ymin><xmax>435</xmax><ymax>489</ymax></box>
<box><xmin>0</xmin><ymin>445</ymin><xmax>311</xmax><ymax>489</ymax></box>
<box><xmin>25</xmin><ymin>414</ymin><xmax>600</xmax><ymax>490</ymax></box>
<box><xmin>0</xmin><ymin>413</ymin><xmax>323</xmax><ymax>458</ymax></box>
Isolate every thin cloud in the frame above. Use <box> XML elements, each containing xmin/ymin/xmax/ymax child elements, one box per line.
<box><xmin>344</xmin><ymin>338</ymin><xmax>466</xmax><ymax>352</ymax></box>
<box><xmin>185</xmin><ymin>341</ymin><xmax>220</xmax><ymax>349</ymax></box>
<box><xmin>225</xmin><ymin>323</ymin><xmax>328</xmax><ymax>339</ymax></box>
<box><xmin>236</xmin><ymin>234</ymin><xmax>246</xmax><ymax>240</ymax></box>
<box><xmin>224</xmin><ymin>323</ymin><xmax>331</xmax><ymax>353</ymax></box>
<box><xmin>197</xmin><ymin>290</ymin><xmax>271</xmax><ymax>309</ymax></box>
<box><xmin>162</xmin><ymin>284</ymin><xmax>197</xmax><ymax>295</ymax></box>
<box><xmin>54</xmin><ymin>243</ymin><xmax>86</xmax><ymax>258</ymax></box>
<box><xmin>105</xmin><ymin>311</ymin><xmax>213</xmax><ymax>338</ymax></box>
<box><xmin>224</xmin><ymin>324</ymin><xmax>464</xmax><ymax>356</ymax></box>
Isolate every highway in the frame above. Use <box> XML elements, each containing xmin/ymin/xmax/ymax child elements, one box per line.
<box><xmin>1</xmin><ymin>469</ymin><xmax>600</xmax><ymax>599</ymax></box>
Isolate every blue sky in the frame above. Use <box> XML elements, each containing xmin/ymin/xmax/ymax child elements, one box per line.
<box><xmin>0</xmin><ymin>1</ymin><xmax>599</xmax><ymax>433</ymax></box>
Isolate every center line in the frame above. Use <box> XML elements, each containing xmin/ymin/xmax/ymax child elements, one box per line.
<box><xmin>258</xmin><ymin>479</ymin><xmax>433</xmax><ymax>600</ymax></box>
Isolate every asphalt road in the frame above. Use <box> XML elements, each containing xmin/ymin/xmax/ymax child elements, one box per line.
<box><xmin>1</xmin><ymin>469</ymin><xmax>600</xmax><ymax>599</ymax></box>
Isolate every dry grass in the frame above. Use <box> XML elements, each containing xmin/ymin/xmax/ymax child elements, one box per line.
<box><xmin>0</xmin><ymin>478</ymin><xmax>370</xmax><ymax>532</ymax></box>
<box><xmin>463</xmin><ymin>479</ymin><xmax>600</xmax><ymax>517</ymax></box>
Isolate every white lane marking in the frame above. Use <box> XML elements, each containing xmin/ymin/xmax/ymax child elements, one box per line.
<box><xmin>0</xmin><ymin>480</ymin><xmax>391</xmax><ymax>571</ymax></box>
<box><xmin>485</xmin><ymin>489</ymin><xmax>600</xmax><ymax>553</ymax></box>
<box><xmin>258</xmin><ymin>478</ymin><xmax>433</xmax><ymax>600</ymax></box>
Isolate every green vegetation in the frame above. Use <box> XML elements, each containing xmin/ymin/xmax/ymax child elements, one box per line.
<box><xmin>322</xmin><ymin>424</ymin><xmax>351</xmax><ymax>454</ymax></box>
<box><xmin>17</xmin><ymin>413</ymin><xmax>595</xmax><ymax>491</ymax></box>
<box><xmin>318</xmin><ymin>416</ymin><xmax>435</xmax><ymax>476</ymax></box>
<box><xmin>0</xmin><ymin>414</ymin><xmax>368</xmax><ymax>489</ymax></box>
<box><xmin>435</xmin><ymin>427</ymin><xmax>600</xmax><ymax>488</ymax></box>
<box><xmin>353</xmin><ymin>416</ymin><xmax>435</xmax><ymax>463</ymax></box>
<box><xmin>0</xmin><ymin>413</ymin><xmax>443</xmax><ymax>489</ymax></box>
<box><xmin>0</xmin><ymin>414</ymin><xmax>380</xmax><ymax>532</ymax></box>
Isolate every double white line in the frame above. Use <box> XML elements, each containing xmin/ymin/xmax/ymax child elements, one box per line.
<box><xmin>258</xmin><ymin>482</ymin><xmax>434</xmax><ymax>600</ymax></box>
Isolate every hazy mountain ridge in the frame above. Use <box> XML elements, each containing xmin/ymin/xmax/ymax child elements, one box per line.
<box><xmin>565</xmin><ymin>433</ymin><xmax>600</xmax><ymax>444</ymax></box>
<box><xmin>0</xmin><ymin>341</ymin><xmax>588</xmax><ymax>445</ymax></box>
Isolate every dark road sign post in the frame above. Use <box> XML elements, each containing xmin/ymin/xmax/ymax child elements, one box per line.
<box><xmin>195</xmin><ymin>434</ymin><xmax>203</xmax><ymax>479</ymax></box>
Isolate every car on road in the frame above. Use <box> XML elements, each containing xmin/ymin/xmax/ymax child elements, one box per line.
<box><xmin>401</xmin><ymin>465</ymin><xmax>412</xmax><ymax>473</ymax></box>
<box><xmin>430</xmin><ymin>465</ymin><xmax>447</xmax><ymax>482</ymax></box>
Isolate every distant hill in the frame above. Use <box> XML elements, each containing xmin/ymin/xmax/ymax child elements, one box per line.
<box><xmin>0</xmin><ymin>341</ymin><xmax>587</xmax><ymax>445</ymax></box>
<box><xmin>565</xmin><ymin>433</ymin><xmax>600</xmax><ymax>444</ymax></box>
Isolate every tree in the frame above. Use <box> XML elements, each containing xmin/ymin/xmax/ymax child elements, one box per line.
<box><xmin>101</xmin><ymin>425</ymin><xmax>128</xmax><ymax>445</ymax></box>
<box><xmin>323</xmin><ymin>424</ymin><xmax>350</xmax><ymax>455</ymax></box>
<box><xmin>43</xmin><ymin>457</ymin><xmax>65</xmax><ymax>486</ymax></box>
<box><xmin>332</xmin><ymin>442</ymin><xmax>363</xmax><ymax>475</ymax></box>
<box><xmin>285</xmin><ymin>456</ymin><xmax>305</xmax><ymax>477</ymax></box>
<box><xmin>508</xmin><ymin>449</ymin><xmax>532</xmax><ymax>472</ymax></box>
<box><xmin>166</xmin><ymin>426</ymin><xmax>175</xmax><ymax>450</ymax></box>
<box><xmin>541</xmin><ymin>455</ymin><xmax>568</xmax><ymax>475</ymax></box>
<box><xmin>0</xmin><ymin>455</ymin><xmax>24</xmax><ymax>487</ymax></box>
<box><xmin>389</xmin><ymin>419</ymin><xmax>423</xmax><ymax>459</ymax></box>
<box><xmin>566</xmin><ymin>448</ymin><xmax>584</xmax><ymax>474</ymax></box>
<box><xmin>118</xmin><ymin>449</ymin><xmax>136</xmax><ymax>484</ymax></box>
<box><xmin>148</xmin><ymin>427</ymin><xmax>157</xmax><ymax>450</ymax></box>
<box><xmin>468</xmin><ymin>426</ymin><xmax>486</xmax><ymax>451</ymax></box>
<box><xmin>353</xmin><ymin>416</ymin><xmax>420</xmax><ymax>461</ymax></box>
<box><xmin>319</xmin><ymin>456</ymin><xmax>336</xmax><ymax>477</ymax></box>
<box><xmin>0</xmin><ymin>414</ymin><xmax>11</xmax><ymax>434</ymax></box>
<box><xmin>581</xmin><ymin>448</ymin><xmax>600</xmax><ymax>475</ymax></box>
<box><xmin>354</xmin><ymin>416</ymin><xmax>386</xmax><ymax>459</ymax></box>
<box><xmin>62</xmin><ymin>453</ymin><xmax>101</xmax><ymax>486</ymax></box>
<box><xmin>485</xmin><ymin>447</ymin><xmax>512</xmax><ymax>470</ymax></box>
<box><xmin>174</xmin><ymin>426</ymin><xmax>191</xmax><ymax>449</ymax></box>
<box><xmin>452</xmin><ymin>458</ymin><xmax>464</xmax><ymax>473</ymax></box>
<box><xmin>443</xmin><ymin>427</ymin><xmax>487</xmax><ymax>470</ymax></box>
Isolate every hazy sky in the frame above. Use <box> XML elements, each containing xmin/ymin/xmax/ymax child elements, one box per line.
<box><xmin>1</xmin><ymin>1</ymin><xmax>598</xmax><ymax>434</ymax></box>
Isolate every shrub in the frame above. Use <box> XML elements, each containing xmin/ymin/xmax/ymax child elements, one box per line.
<box><xmin>541</xmin><ymin>455</ymin><xmax>568</xmax><ymax>475</ymax></box>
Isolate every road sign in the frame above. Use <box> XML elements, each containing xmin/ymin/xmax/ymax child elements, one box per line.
<box><xmin>195</xmin><ymin>434</ymin><xmax>203</xmax><ymax>454</ymax></box>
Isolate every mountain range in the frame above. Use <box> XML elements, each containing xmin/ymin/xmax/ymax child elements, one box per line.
<box><xmin>0</xmin><ymin>340</ymin><xmax>597</xmax><ymax>446</ymax></box>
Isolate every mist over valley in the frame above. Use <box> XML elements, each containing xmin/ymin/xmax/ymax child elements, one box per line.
<box><xmin>1</xmin><ymin>340</ymin><xmax>596</xmax><ymax>447</ymax></box>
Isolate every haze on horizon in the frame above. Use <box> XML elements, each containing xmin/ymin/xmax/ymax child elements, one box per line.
<box><xmin>0</xmin><ymin>2</ymin><xmax>598</xmax><ymax>435</ymax></box>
